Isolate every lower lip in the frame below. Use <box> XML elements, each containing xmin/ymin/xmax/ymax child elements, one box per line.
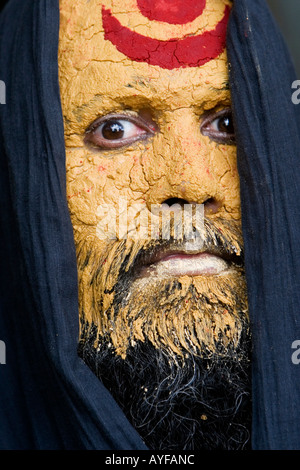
<box><xmin>143</xmin><ymin>253</ymin><xmax>229</xmax><ymax>277</ymax></box>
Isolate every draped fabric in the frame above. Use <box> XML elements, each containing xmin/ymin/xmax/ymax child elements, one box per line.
<box><xmin>227</xmin><ymin>0</ymin><xmax>300</xmax><ymax>450</ymax></box>
<box><xmin>0</xmin><ymin>0</ymin><xmax>147</xmax><ymax>450</ymax></box>
<box><xmin>0</xmin><ymin>0</ymin><xmax>300</xmax><ymax>450</ymax></box>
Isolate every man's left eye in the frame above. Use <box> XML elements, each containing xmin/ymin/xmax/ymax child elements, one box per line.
<box><xmin>85</xmin><ymin>115</ymin><xmax>154</xmax><ymax>150</ymax></box>
<box><xmin>200</xmin><ymin>108</ymin><xmax>236</xmax><ymax>144</ymax></box>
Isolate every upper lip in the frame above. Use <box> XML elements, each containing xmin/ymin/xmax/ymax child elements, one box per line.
<box><xmin>136</xmin><ymin>241</ymin><xmax>243</xmax><ymax>270</ymax></box>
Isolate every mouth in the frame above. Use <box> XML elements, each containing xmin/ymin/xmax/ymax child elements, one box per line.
<box><xmin>136</xmin><ymin>239</ymin><xmax>243</xmax><ymax>279</ymax></box>
<box><xmin>141</xmin><ymin>252</ymin><xmax>229</xmax><ymax>277</ymax></box>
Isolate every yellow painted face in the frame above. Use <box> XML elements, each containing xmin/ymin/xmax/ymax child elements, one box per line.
<box><xmin>58</xmin><ymin>0</ymin><xmax>248</xmax><ymax>360</ymax></box>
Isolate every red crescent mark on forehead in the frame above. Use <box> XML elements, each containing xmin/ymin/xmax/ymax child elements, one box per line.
<box><xmin>102</xmin><ymin>5</ymin><xmax>230</xmax><ymax>70</ymax></box>
<box><xmin>137</xmin><ymin>0</ymin><xmax>206</xmax><ymax>25</ymax></box>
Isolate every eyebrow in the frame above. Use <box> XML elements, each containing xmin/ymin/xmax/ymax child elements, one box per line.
<box><xmin>72</xmin><ymin>81</ymin><xmax>231</xmax><ymax>121</ymax></box>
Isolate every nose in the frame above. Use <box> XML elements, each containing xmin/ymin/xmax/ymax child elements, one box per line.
<box><xmin>144</xmin><ymin>110</ymin><xmax>225</xmax><ymax>216</ymax></box>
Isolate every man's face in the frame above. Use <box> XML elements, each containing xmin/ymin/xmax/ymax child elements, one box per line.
<box><xmin>59</xmin><ymin>0</ymin><xmax>251</xmax><ymax>450</ymax></box>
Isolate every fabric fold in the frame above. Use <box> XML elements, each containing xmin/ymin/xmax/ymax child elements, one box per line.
<box><xmin>227</xmin><ymin>0</ymin><xmax>300</xmax><ymax>450</ymax></box>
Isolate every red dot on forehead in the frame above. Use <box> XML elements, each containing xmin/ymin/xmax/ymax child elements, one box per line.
<box><xmin>137</xmin><ymin>0</ymin><xmax>206</xmax><ymax>24</ymax></box>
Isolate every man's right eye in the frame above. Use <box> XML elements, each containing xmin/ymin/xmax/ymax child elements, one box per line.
<box><xmin>85</xmin><ymin>115</ymin><xmax>155</xmax><ymax>150</ymax></box>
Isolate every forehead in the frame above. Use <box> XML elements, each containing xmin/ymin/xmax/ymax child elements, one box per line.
<box><xmin>59</xmin><ymin>0</ymin><xmax>231</xmax><ymax>117</ymax></box>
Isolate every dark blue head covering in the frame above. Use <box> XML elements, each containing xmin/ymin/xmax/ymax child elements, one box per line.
<box><xmin>0</xmin><ymin>0</ymin><xmax>300</xmax><ymax>450</ymax></box>
<box><xmin>227</xmin><ymin>0</ymin><xmax>300</xmax><ymax>449</ymax></box>
<box><xmin>0</xmin><ymin>0</ymin><xmax>147</xmax><ymax>450</ymax></box>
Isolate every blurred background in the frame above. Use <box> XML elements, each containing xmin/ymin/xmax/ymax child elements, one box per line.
<box><xmin>267</xmin><ymin>0</ymin><xmax>300</xmax><ymax>76</ymax></box>
<box><xmin>0</xmin><ymin>0</ymin><xmax>299</xmax><ymax>75</ymax></box>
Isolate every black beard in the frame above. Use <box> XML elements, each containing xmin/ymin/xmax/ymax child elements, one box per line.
<box><xmin>79</xmin><ymin>324</ymin><xmax>251</xmax><ymax>450</ymax></box>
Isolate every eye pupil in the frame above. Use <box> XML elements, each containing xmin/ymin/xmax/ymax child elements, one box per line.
<box><xmin>218</xmin><ymin>114</ymin><xmax>234</xmax><ymax>134</ymax></box>
<box><xmin>102</xmin><ymin>120</ymin><xmax>124</xmax><ymax>140</ymax></box>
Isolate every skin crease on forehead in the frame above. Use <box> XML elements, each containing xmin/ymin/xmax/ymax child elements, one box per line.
<box><xmin>58</xmin><ymin>0</ymin><xmax>244</xmax><ymax>355</ymax></box>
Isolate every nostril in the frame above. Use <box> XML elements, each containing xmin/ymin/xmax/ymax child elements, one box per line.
<box><xmin>151</xmin><ymin>197</ymin><xmax>190</xmax><ymax>217</ymax></box>
<box><xmin>204</xmin><ymin>197</ymin><xmax>222</xmax><ymax>214</ymax></box>
<box><xmin>163</xmin><ymin>198</ymin><xmax>189</xmax><ymax>207</ymax></box>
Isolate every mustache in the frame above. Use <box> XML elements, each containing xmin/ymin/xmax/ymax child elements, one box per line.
<box><xmin>116</xmin><ymin>216</ymin><xmax>244</xmax><ymax>280</ymax></box>
<box><xmin>81</xmin><ymin>214</ymin><xmax>245</xmax><ymax>295</ymax></box>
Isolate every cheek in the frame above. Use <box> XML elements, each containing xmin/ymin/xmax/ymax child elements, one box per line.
<box><xmin>66</xmin><ymin>148</ymin><xmax>100</xmax><ymax>226</ymax></box>
<box><xmin>65</xmin><ymin>146</ymin><xmax>152</xmax><ymax>231</ymax></box>
<box><xmin>212</xmin><ymin>146</ymin><xmax>240</xmax><ymax>215</ymax></box>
